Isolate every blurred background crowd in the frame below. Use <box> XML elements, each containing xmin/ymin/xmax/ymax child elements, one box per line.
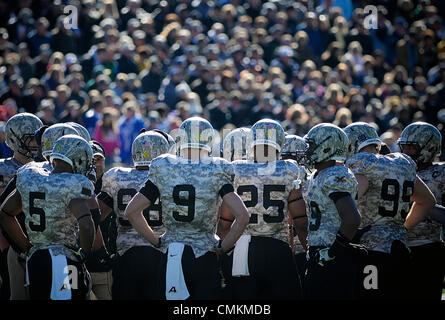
<box><xmin>0</xmin><ymin>0</ymin><xmax>443</xmax><ymax>167</ymax></box>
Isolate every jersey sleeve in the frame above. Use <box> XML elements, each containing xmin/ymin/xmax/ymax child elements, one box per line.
<box><xmin>322</xmin><ymin>166</ymin><xmax>358</xmax><ymax>198</ymax></box>
<box><xmin>345</xmin><ymin>152</ymin><xmax>375</xmax><ymax>176</ymax></box>
<box><xmin>285</xmin><ymin>160</ymin><xmax>302</xmax><ymax>190</ymax></box>
<box><xmin>139</xmin><ymin>157</ymin><xmax>162</xmax><ymax>202</ymax></box>
<box><xmin>61</xmin><ymin>175</ymin><xmax>94</xmax><ymax>210</ymax></box>
<box><xmin>215</xmin><ymin>160</ymin><xmax>235</xmax><ymax>198</ymax></box>
<box><xmin>97</xmin><ymin>168</ymin><xmax>116</xmax><ymax>208</ymax></box>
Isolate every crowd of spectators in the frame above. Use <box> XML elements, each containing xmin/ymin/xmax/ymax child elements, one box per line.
<box><xmin>0</xmin><ymin>0</ymin><xmax>444</xmax><ymax>166</ymax></box>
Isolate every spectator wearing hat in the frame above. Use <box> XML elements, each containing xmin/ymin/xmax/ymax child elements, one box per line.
<box><xmin>0</xmin><ymin>75</ymin><xmax>24</xmax><ymax>111</ymax></box>
<box><xmin>117</xmin><ymin>41</ymin><xmax>139</xmax><ymax>75</ymax></box>
<box><xmin>17</xmin><ymin>43</ymin><xmax>34</xmax><ymax>84</ymax></box>
<box><xmin>50</xmin><ymin>16</ymin><xmax>78</xmax><ymax>55</ymax></box>
<box><xmin>271</xmin><ymin>45</ymin><xmax>299</xmax><ymax>82</ymax></box>
<box><xmin>36</xmin><ymin>98</ymin><xmax>57</xmax><ymax>126</ymax></box>
<box><xmin>22</xmin><ymin>78</ymin><xmax>46</xmax><ymax>114</ymax></box>
<box><xmin>26</xmin><ymin>17</ymin><xmax>52</xmax><ymax>58</ymax></box>
<box><xmin>140</xmin><ymin>56</ymin><xmax>163</xmax><ymax>94</ymax></box>
<box><xmin>159</xmin><ymin>67</ymin><xmax>189</xmax><ymax>110</ymax></box>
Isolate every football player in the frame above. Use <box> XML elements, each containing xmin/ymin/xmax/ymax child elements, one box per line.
<box><xmin>221</xmin><ymin>127</ymin><xmax>252</xmax><ymax>162</ymax></box>
<box><xmin>303</xmin><ymin>123</ymin><xmax>363</xmax><ymax>300</ymax></box>
<box><xmin>217</xmin><ymin>119</ymin><xmax>306</xmax><ymax>300</ymax></box>
<box><xmin>0</xmin><ymin>134</ymin><xmax>96</xmax><ymax>300</ymax></box>
<box><xmin>344</xmin><ymin>122</ymin><xmax>436</xmax><ymax>299</ymax></box>
<box><xmin>0</xmin><ymin>113</ymin><xmax>42</xmax><ymax>300</ymax></box>
<box><xmin>97</xmin><ymin>130</ymin><xmax>170</xmax><ymax>299</ymax></box>
<box><xmin>281</xmin><ymin>134</ymin><xmax>309</xmax><ymax>284</ymax></box>
<box><xmin>125</xmin><ymin>117</ymin><xmax>249</xmax><ymax>300</ymax></box>
<box><xmin>397</xmin><ymin>122</ymin><xmax>445</xmax><ymax>300</ymax></box>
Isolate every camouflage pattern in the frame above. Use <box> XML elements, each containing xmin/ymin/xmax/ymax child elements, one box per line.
<box><xmin>346</xmin><ymin>152</ymin><xmax>417</xmax><ymax>253</ymax></box>
<box><xmin>18</xmin><ymin>160</ymin><xmax>53</xmax><ymax>173</ymax></box>
<box><xmin>16</xmin><ymin>165</ymin><xmax>94</xmax><ymax>249</ymax></box>
<box><xmin>5</xmin><ymin>113</ymin><xmax>43</xmax><ymax>158</ymax></box>
<box><xmin>307</xmin><ymin>165</ymin><xmax>358</xmax><ymax>247</ymax></box>
<box><xmin>28</xmin><ymin>244</ymin><xmax>81</xmax><ymax>264</ymax></box>
<box><xmin>100</xmin><ymin>166</ymin><xmax>164</xmax><ymax>254</ymax></box>
<box><xmin>152</xmin><ymin>129</ymin><xmax>176</xmax><ymax>155</ymax></box>
<box><xmin>407</xmin><ymin>163</ymin><xmax>445</xmax><ymax>246</ymax></box>
<box><xmin>343</xmin><ymin>122</ymin><xmax>382</xmax><ymax>157</ymax></box>
<box><xmin>304</xmin><ymin>123</ymin><xmax>349</xmax><ymax>167</ymax></box>
<box><xmin>50</xmin><ymin>135</ymin><xmax>93</xmax><ymax>176</ymax></box>
<box><xmin>0</xmin><ymin>157</ymin><xmax>23</xmax><ymax>190</ymax></box>
<box><xmin>67</xmin><ymin>122</ymin><xmax>91</xmax><ymax>141</ymax></box>
<box><xmin>147</xmin><ymin>154</ymin><xmax>234</xmax><ymax>258</ymax></box>
<box><xmin>176</xmin><ymin>117</ymin><xmax>214</xmax><ymax>152</ymax></box>
<box><xmin>41</xmin><ymin>123</ymin><xmax>79</xmax><ymax>158</ymax></box>
<box><xmin>232</xmin><ymin>159</ymin><xmax>302</xmax><ymax>244</ymax></box>
<box><xmin>251</xmin><ymin>119</ymin><xmax>285</xmax><ymax>153</ymax></box>
<box><xmin>131</xmin><ymin>131</ymin><xmax>169</xmax><ymax>166</ymax></box>
<box><xmin>398</xmin><ymin>122</ymin><xmax>442</xmax><ymax>163</ymax></box>
<box><xmin>222</xmin><ymin>128</ymin><xmax>253</xmax><ymax>162</ymax></box>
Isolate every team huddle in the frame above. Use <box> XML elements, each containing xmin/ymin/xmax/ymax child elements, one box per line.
<box><xmin>0</xmin><ymin>112</ymin><xmax>443</xmax><ymax>300</ymax></box>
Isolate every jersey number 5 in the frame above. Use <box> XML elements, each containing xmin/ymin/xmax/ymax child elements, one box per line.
<box><xmin>29</xmin><ymin>192</ymin><xmax>46</xmax><ymax>232</ymax></box>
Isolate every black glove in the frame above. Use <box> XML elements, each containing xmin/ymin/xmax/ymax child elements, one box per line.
<box><xmin>348</xmin><ymin>242</ymin><xmax>368</xmax><ymax>261</ymax></box>
<box><xmin>84</xmin><ymin>246</ymin><xmax>116</xmax><ymax>272</ymax></box>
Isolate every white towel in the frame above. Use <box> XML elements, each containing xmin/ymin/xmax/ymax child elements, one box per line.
<box><xmin>165</xmin><ymin>242</ymin><xmax>190</xmax><ymax>300</ymax></box>
<box><xmin>25</xmin><ymin>248</ymin><xmax>72</xmax><ymax>300</ymax></box>
<box><xmin>232</xmin><ymin>234</ymin><xmax>251</xmax><ymax>277</ymax></box>
<box><xmin>49</xmin><ymin>248</ymin><xmax>72</xmax><ymax>300</ymax></box>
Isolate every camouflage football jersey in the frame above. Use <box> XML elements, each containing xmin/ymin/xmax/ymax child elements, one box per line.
<box><xmin>306</xmin><ymin>165</ymin><xmax>358</xmax><ymax>248</ymax></box>
<box><xmin>407</xmin><ymin>163</ymin><xmax>445</xmax><ymax>246</ymax></box>
<box><xmin>100</xmin><ymin>167</ymin><xmax>164</xmax><ymax>255</ymax></box>
<box><xmin>346</xmin><ymin>152</ymin><xmax>417</xmax><ymax>253</ymax></box>
<box><xmin>16</xmin><ymin>165</ymin><xmax>94</xmax><ymax>252</ymax></box>
<box><xmin>0</xmin><ymin>157</ymin><xmax>23</xmax><ymax>190</ymax></box>
<box><xmin>232</xmin><ymin>159</ymin><xmax>302</xmax><ymax>244</ymax></box>
<box><xmin>145</xmin><ymin>154</ymin><xmax>235</xmax><ymax>258</ymax></box>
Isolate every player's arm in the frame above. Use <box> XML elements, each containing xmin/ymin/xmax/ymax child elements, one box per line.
<box><xmin>69</xmin><ymin>198</ymin><xmax>95</xmax><ymax>253</ymax></box>
<box><xmin>0</xmin><ymin>175</ymin><xmax>17</xmax><ymax>251</ymax></box>
<box><xmin>0</xmin><ymin>189</ymin><xmax>31</xmax><ymax>253</ymax></box>
<box><xmin>331</xmin><ymin>193</ymin><xmax>361</xmax><ymax>240</ymax></box>
<box><xmin>219</xmin><ymin>191</ymin><xmax>249</xmax><ymax>253</ymax></box>
<box><xmin>216</xmin><ymin>201</ymin><xmax>235</xmax><ymax>240</ymax></box>
<box><xmin>126</xmin><ymin>180</ymin><xmax>160</xmax><ymax>247</ymax></box>
<box><xmin>87</xmin><ymin>197</ymin><xmax>106</xmax><ymax>252</ymax></box>
<box><xmin>404</xmin><ymin>176</ymin><xmax>436</xmax><ymax>229</ymax></box>
<box><xmin>288</xmin><ymin>188</ymin><xmax>308</xmax><ymax>251</ymax></box>
<box><xmin>354</xmin><ymin>174</ymin><xmax>369</xmax><ymax>198</ymax></box>
<box><xmin>96</xmin><ymin>192</ymin><xmax>113</xmax><ymax>222</ymax></box>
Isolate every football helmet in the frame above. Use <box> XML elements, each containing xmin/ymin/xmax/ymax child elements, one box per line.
<box><xmin>251</xmin><ymin>119</ymin><xmax>285</xmax><ymax>154</ymax></box>
<box><xmin>222</xmin><ymin>127</ymin><xmax>253</xmax><ymax>161</ymax></box>
<box><xmin>176</xmin><ymin>117</ymin><xmax>214</xmax><ymax>152</ymax></box>
<box><xmin>304</xmin><ymin>123</ymin><xmax>349</xmax><ymax>166</ymax></box>
<box><xmin>132</xmin><ymin>131</ymin><xmax>169</xmax><ymax>166</ymax></box>
<box><xmin>343</xmin><ymin>122</ymin><xmax>382</xmax><ymax>156</ymax></box>
<box><xmin>398</xmin><ymin>122</ymin><xmax>442</xmax><ymax>163</ymax></box>
<box><xmin>41</xmin><ymin>123</ymin><xmax>80</xmax><ymax>159</ymax></box>
<box><xmin>152</xmin><ymin>129</ymin><xmax>176</xmax><ymax>154</ymax></box>
<box><xmin>67</xmin><ymin>122</ymin><xmax>91</xmax><ymax>141</ymax></box>
<box><xmin>50</xmin><ymin>134</ymin><xmax>94</xmax><ymax>176</ymax></box>
<box><xmin>281</xmin><ymin>134</ymin><xmax>307</xmax><ymax>163</ymax></box>
<box><xmin>5</xmin><ymin>113</ymin><xmax>43</xmax><ymax>158</ymax></box>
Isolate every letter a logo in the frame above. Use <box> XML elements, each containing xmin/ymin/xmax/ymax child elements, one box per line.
<box><xmin>169</xmin><ymin>286</ymin><xmax>177</xmax><ymax>293</ymax></box>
